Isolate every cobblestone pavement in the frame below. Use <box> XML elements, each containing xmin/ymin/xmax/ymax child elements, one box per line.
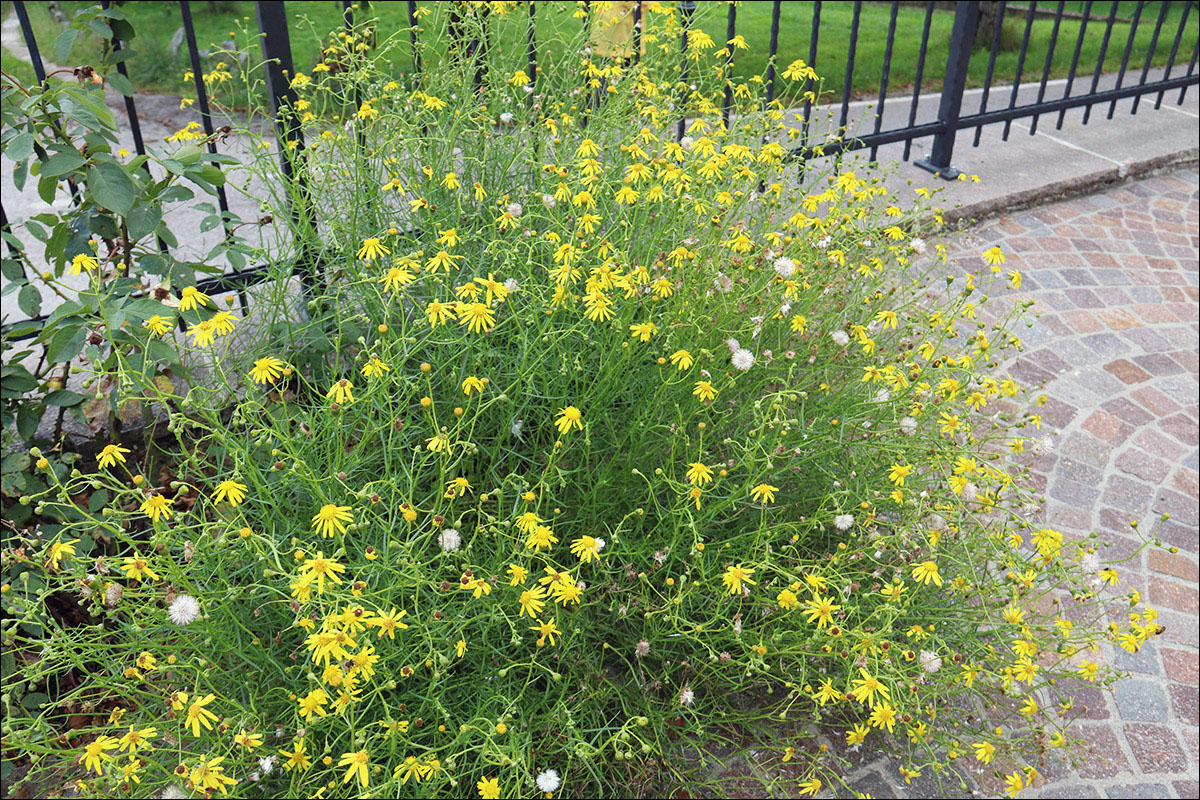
<box><xmin>840</xmin><ymin>168</ymin><xmax>1200</xmax><ymax>797</ymax></box>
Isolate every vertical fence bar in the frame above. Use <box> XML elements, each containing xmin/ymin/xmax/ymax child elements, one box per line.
<box><xmin>407</xmin><ymin>0</ymin><xmax>422</xmax><ymax>89</ymax></box>
<box><xmin>255</xmin><ymin>0</ymin><xmax>319</xmax><ymax>296</ymax></box>
<box><xmin>632</xmin><ymin>0</ymin><xmax>643</xmax><ymax>65</ymax></box>
<box><xmin>676</xmin><ymin>0</ymin><xmax>695</xmax><ymax>141</ymax></box>
<box><xmin>1028</xmin><ymin>2</ymin><xmax>1065</xmax><ymax>135</ymax></box>
<box><xmin>342</xmin><ymin>0</ymin><xmax>367</xmax><ymax>152</ymax></box>
<box><xmin>722</xmin><ymin>2</ymin><xmax>737</xmax><ymax>129</ymax></box>
<box><xmin>180</xmin><ymin>2</ymin><xmax>234</xmax><ymax>237</ymax></box>
<box><xmin>800</xmin><ymin>1</ymin><xmax>821</xmax><ymax>158</ymax></box>
<box><xmin>1002</xmin><ymin>1</ymin><xmax>1038</xmax><ymax>141</ymax></box>
<box><xmin>1106</xmin><ymin>0</ymin><xmax>1145</xmax><ymax>119</ymax></box>
<box><xmin>838</xmin><ymin>2</ymin><xmax>862</xmax><ymax>134</ymax></box>
<box><xmin>1130</xmin><ymin>1</ymin><xmax>1169</xmax><ymax>114</ymax></box>
<box><xmin>1155</xmin><ymin>2</ymin><xmax>1192</xmax><ymax>109</ymax></box>
<box><xmin>1056</xmin><ymin>0</ymin><xmax>1092</xmax><ymax>129</ymax></box>
<box><xmin>764</xmin><ymin>0</ymin><xmax>781</xmax><ymax>107</ymax></box>
<box><xmin>915</xmin><ymin>1</ymin><xmax>979</xmax><ymax>179</ymax></box>
<box><xmin>13</xmin><ymin>2</ymin><xmax>47</xmax><ymax>85</ymax></box>
<box><xmin>1082</xmin><ymin>1</ymin><xmax>1120</xmax><ymax>124</ymax></box>
<box><xmin>1181</xmin><ymin>40</ymin><xmax>1199</xmax><ymax>104</ymax></box>
<box><xmin>869</xmin><ymin>2</ymin><xmax>900</xmax><ymax>162</ymax></box>
<box><xmin>973</xmin><ymin>0</ymin><xmax>1007</xmax><ymax>147</ymax></box>
<box><xmin>527</xmin><ymin>0</ymin><xmax>538</xmax><ymax>103</ymax></box>
<box><xmin>903</xmin><ymin>1</ymin><xmax>935</xmax><ymax>160</ymax></box>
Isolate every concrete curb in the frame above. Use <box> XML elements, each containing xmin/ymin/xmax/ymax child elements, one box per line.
<box><xmin>942</xmin><ymin>146</ymin><xmax>1200</xmax><ymax>227</ymax></box>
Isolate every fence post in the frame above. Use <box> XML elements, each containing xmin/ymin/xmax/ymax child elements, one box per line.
<box><xmin>255</xmin><ymin>1</ymin><xmax>320</xmax><ymax>297</ymax></box>
<box><xmin>915</xmin><ymin>1</ymin><xmax>980</xmax><ymax>180</ymax></box>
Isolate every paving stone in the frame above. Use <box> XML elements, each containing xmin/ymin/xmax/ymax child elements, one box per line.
<box><xmin>1113</xmin><ymin>449</ymin><xmax>1172</xmax><ymax>483</ymax></box>
<box><xmin>1104</xmin><ymin>783</ymin><xmax>1171</xmax><ymax>799</ymax></box>
<box><xmin>1174</xmin><ymin>780</ymin><xmax>1200</xmax><ymax>799</ymax></box>
<box><xmin>1113</xmin><ymin>642</ymin><xmax>1161</xmax><ymax>677</ymax></box>
<box><xmin>1170</xmin><ymin>684</ymin><xmax>1199</xmax><ymax>727</ymax></box>
<box><xmin>1101</xmin><ymin>475</ymin><xmax>1155</xmax><ymax>514</ymax></box>
<box><xmin>1082</xmin><ymin>410</ymin><xmax>1134</xmax><ymax>444</ymax></box>
<box><xmin>1162</xmin><ymin>648</ymin><xmax>1200</xmax><ymax>686</ymax></box>
<box><xmin>1148</xmin><ymin>578</ymin><xmax>1199</xmax><ymax>615</ymax></box>
<box><xmin>1112</xmin><ymin>677</ymin><xmax>1171</xmax><ymax>722</ymax></box>
<box><xmin>1147</xmin><ymin>549</ymin><xmax>1200</xmax><ymax>583</ymax></box>
<box><xmin>1075</xmin><ymin>723</ymin><xmax>1127</xmax><ymax>777</ymax></box>
<box><xmin>1104</xmin><ymin>358</ymin><xmax>1153</xmax><ymax>383</ymax></box>
<box><xmin>1124</xmin><ymin>723</ymin><xmax>1188</xmax><ymax>773</ymax></box>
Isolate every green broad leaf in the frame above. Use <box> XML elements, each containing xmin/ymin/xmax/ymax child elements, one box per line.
<box><xmin>106</xmin><ymin>72</ymin><xmax>134</xmax><ymax>97</ymax></box>
<box><xmin>87</xmin><ymin>162</ymin><xmax>135</xmax><ymax>216</ymax></box>
<box><xmin>1</xmin><ymin>258</ymin><xmax>23</xmax><ymax>281</ymax></box>
<box><xmin>54</xmin><ymin>29</ymin><xmax>79</xmax><ymax>64</ymax></box>
<box><xmin>41</xmin><ymin>150</ymin><xmax>85</xmax><ymax>177</ymax></box>
<box><xmin>37</xmin><ymin>174</ymin><xmax>57</xmax><ymax>205</ymax></box>
<box><xmin>5</xmin><ymin>131</ymin><xmax>35</xmax><ymax>162</ymax></box>
<box><xmin>198</xmin><ymin>164</ymin><xmax>226</xmax><ymax>186</ymax></box>
<box><xmin>126</xmin><ymin>202</ymin><xmax>162</xmax><ymax>241</ymax></box>
<box><xmin>12</xmin><ymin>160</ymin><xmax>27</xmax><ymax>191</ymax></box>
<box><xmin>17</xmin><ymin>284</ymin><xmax>41</xmax><ymax>318</ymax></box>
<box><xmin>15</xmin><ymin>405</ymin><xmax>40</xmax><ymax>440</ymax></box>
<box><xmin>0</xmin><ymin>366</ymin><xmax>38</xmax><ymax>395</ymax></box>
<box><xmin>43</xmin><ymin>390</ymin><xmax>85</xmax><ymax>407</ymax></box>
<box><xmin>86</xmin><ymin>18</ymin><xmax>112</xmax><ymax>39</ymax></box>
<box><xmin>46</xmin><ymin>326</ymin><xmax>87</xmax><ymax>363</ymax></box>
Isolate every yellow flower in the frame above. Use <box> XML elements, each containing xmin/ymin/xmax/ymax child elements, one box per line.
<box><xmin>81</xmin><ymin>735</ymin><xmax>118</xmax><ymax>774</ymax></box>
<box><xmin>46</xmin><ymin>538</ymin><xmax>79</xmax><ymax>570</ymax></box>
<box><xmin>441</xmin><ymin>171</ymin><xmax>460</xmax><ymax>189</ymax></box>
<box><xmin>121</xmin><ymin>554</ymin><xmax>160</xmax><ymax>582</ymax></box>
<box><xmin>327</xmin><ymin>379</ymin><xmax>355</xmax><ymax>405</ymax></box>
<box><xmin>974</xmin><ymin>741</ymin><xmax>996</xmax><ymax>764</ymax></box>
<box><xmin>458</xmin><ymin>301</ymin><xmax>496</xmax><ymax>334</ymax></box>
<box><xmin>462</xmin><ymin>375</ymin><xmax>486</xmax><ymax>396</ymax></box>
<box><xmin>669</xmin><ymin>349</ymin><xmax>694</xmax><ymax>370</ymax></box>
<box><xmin>184</xmin><ymin>693</ymin><xmax>219</xmax><ymax>737</ymax></box>
<box><xmin>850</xmin><ymin>667</ymin><xmax>891</xmax><ymax>708</ymax></box>
<box><xmin>298</xmin><ymin>551</ymin><xmax>346</xmax><ymax>593</ymax></box>
<box><xmin>425</xmin><ymin>299</ymin><xmax>455</xmax><ymax>326</ymax></box>
<box><xmin>507</xmin><ymin>564</ymin><xmax>528</xmax><ymax>585</ymax></box>
<box><xmin>311</xmin><ymin>504</ymin><xmax>353</xmax><ymax>538</ymax></box>
<box><xmin>178</xmin><ymin>286</ymin><xmax>210</xmax><ymax>312</ymax></box>
<box><xmin>356</xmin><ymin>238</ymin><xmax>390</xmax><ymax>261</ymax></box>
<box><xmin>686</xmin><ymin>461</ymin><xmax>713</xmax><ymax>486</ymax></box>
<box><xmin>693</xmin><ymin>380</ymin><xmax>717</xmax><ymax>402</ymax></box>
<box><xmin>68</xmin><ymin>252</ymin><xmax>99</xmax><ymax>275</ymax></box>
<box><xmin>569</xmin><ymin>535</ymin><xmax>600</xmax><ymax>563</ymax></box>
<box><xmin>455</xmin><ymin>639</ymin><xmax>467</xmax><ymax>658</ymax></box>
<box><xmin>189</xmin><ymin>755</ymin><xmax>238</xmax><ymax>795</ymax></box>
<box><xmin>846</xmin><ymin>723</ymin><xmax>869</xmax><ymax>747</ymax></box>
<box><xmin>249</xmin><ymin>356</ymin><xmax>286</xmax><ymax>384</ymax></box>
<box><xmin>912</xmin><ymin>561</ymin><xmax>943</xmax><ymax>587</ymax></box>
<box><xmin>518</xmin><ymin>585</ymin><xmax>547</xmax><ymax>618</ymax></box>
<box><xmin>211</xmin><ymin>479</ymin><xmax>247</xmax><ymax>506</ymax></box>
<box><xmin>798</xmin><ymin>777</ymin><xmax>821</xmax><ymax>796</ymax></box>
<box><xmin>144</xmin><ymin>315</ymin><xmax>172</xmax><ymax>336</ymax></box>
<box><xmin>338</xmin><ymin>750</ymin><xmax>370</xmax><ymax>788</ymax></box>
<box><xmin>750</xmin><ymin>483</ymin><xmax>778</xmax><ymax>503</ymax></box>
<box><xmin>361</xmin><ymin>356</ymin><xmax>389</xmax><ymax>377</ymax></box>
<box><xmin>803</xmin><ymin>593</ymin><xmax>841</xmax><ymax>629</ymax></box>
<box><xmin>1004</xmin><ymin>771</ymin><xmax>1023</xmax><ymax>798</ymax></box>
<box><xmin>867</xmin><ymin>701</ymin><xmax>897</xmax><ymax>732</ymax></box>
<box><xmin>234</xmin><ymin>730</ymin><xmax>264</xmax><ymax>749</ymax></box>
<box><xmin>116</xmin><ymin>725</ymin><xmax>156</xmax><ymax>753</ymax></box>
<box><xmin>478</xmin><ymin>776</ymin><xmax>501</xmax><ymax>799</ymax></box>
<box><xmin>530</xmin><ymin>617</ymin><xmax>560</xmax><ymax>647</ymax></box>
<box><xmin>888</xmin><ymin>463</ymin><xmax>913</xmax><ymax>486</ymax></box>
<box><xmin>555</xmin><ymin>405</ymin><xmax>583</xmax><ymax>435</ymax></box>
<box><xmin>279</xmin><ymin>739</ymin><xmax>312</xmax><ymax>772</ymax></box>
<box><xmin>721</xmin><ymin>564</ymin><xmax>755</xmax><ymax>595</ymax></box>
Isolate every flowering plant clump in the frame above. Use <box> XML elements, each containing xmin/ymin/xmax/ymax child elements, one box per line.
<box><xmin>1</xmin><ymin>3</ymin><xmax>1165</xmax><ymax>798</ymax></box>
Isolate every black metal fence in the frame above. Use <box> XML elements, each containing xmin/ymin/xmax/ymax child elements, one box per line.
<box><xmin>3</xmin><ymin>0</ymin><xmax>1198</xmax><ymax>343</ymax></box>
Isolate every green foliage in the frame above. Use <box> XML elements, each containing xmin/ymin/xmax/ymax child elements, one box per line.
<box><xmin>1</xmin><ymin>4</ymin><xmax>1169</xmax><ymax>800</ymax></box>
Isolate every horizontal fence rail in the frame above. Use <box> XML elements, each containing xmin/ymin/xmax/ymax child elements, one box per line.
<box><xmin>2</xmin><ymin>0</ymin><xmax>1198</xmax><ymax>344</ymax></box>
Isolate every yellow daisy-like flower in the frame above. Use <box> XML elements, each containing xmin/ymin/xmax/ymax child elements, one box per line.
<box><xmin>249</xmin><ymin>356</ymin><xmax>286</xmax><ymax>384</ymax></box>
<box><xmin>721</xmin><ymin>564</ymin><xmax>756</xmax><ymax>595</ymax></box>
<box><xmin>693</xmin><ymin>380</ymin><xmax>717</xmax><ymax>402</ymax></box>
<box><xmin>184</xmin><ymin>693</ymin><xmax>219</xmax><ymax>737</ymax></box>
<box><xmin>462</xmin><ymin>376</ymin><xmax>486</xmax><ymax>396</ymax></box>
<box><xmin>750</xmin><ymin>483</ymin><xmax>778</xmax><ymax>503</ymax></box>
<box><xmin>554</xmin><ymin>405</ymin><xmax>583</xmax><ymax>435</ymax></box>
<box><xmin>356</xmin><ymin>238</ymin><xmax>390</xmax><ymax>261</ymax></box>
<box><xmin>178</xmin><ymin>286</ymin><xmax>210</xmax><ymax>312</ymax></box>
<box><xmin>569</xmin><ymin>535</ymin><xmax>601</xmax><ymax>563</ymax></box>
<box><xmin>98</xmin><ymin>443</ymin><xmax>131</xmax><ymax>469</ymax></box>
<box><xmin>518</xmin><ymin>585</ymin><xmax>547</xmax><ymax>618</ymax></box>
<box><xmin>140</xmin><ymin>493</ymin><xmax>173</xmax><ymax>523</ymax></box>
<box><xmin>686</xmin><ymin>461</ymin><xmax>713</xmax><ymax>486</ymax></box>
<box><xmin>327</xmin><ymin>379</ymin><xmax>355</xmax><ymax>405</ymax></box>
<box><xmin>144</xmin><ymin>314</ymin><xmax>172</xmax><ymax>336</ymax></box>
<box><xmin>46</xmin><ymin>537</ymin><xmax>79</xmax><ymax>570</ymax></box>
<box><xmin>338</xmin><ymin>750</ymin><xmax>371</xmax><ymax>789</ymax></box>
<box><xmin>311</xmin><ymin>504</ymin><xmax>353</xmax><ymax>538</ymax></box>
<box><xmin>669</xmin><ymin>349</ymin><xmax>694</xmax><ymax>370</ymax></box>
<box><xmin>912</xmin><ymin>560</ymin><xmax>943</xmax><ymax>587</ymax></box>
<box><xmin>211</xmin><ymin>479</ymin><xmax>247</xmax><ymax>506</ymax></box>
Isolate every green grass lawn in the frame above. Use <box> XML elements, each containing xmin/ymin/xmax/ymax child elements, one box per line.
<box><xmin>4</xmin><ymin>1</ymin><xmax>1196</xmax><ymax>107</ymax></box>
